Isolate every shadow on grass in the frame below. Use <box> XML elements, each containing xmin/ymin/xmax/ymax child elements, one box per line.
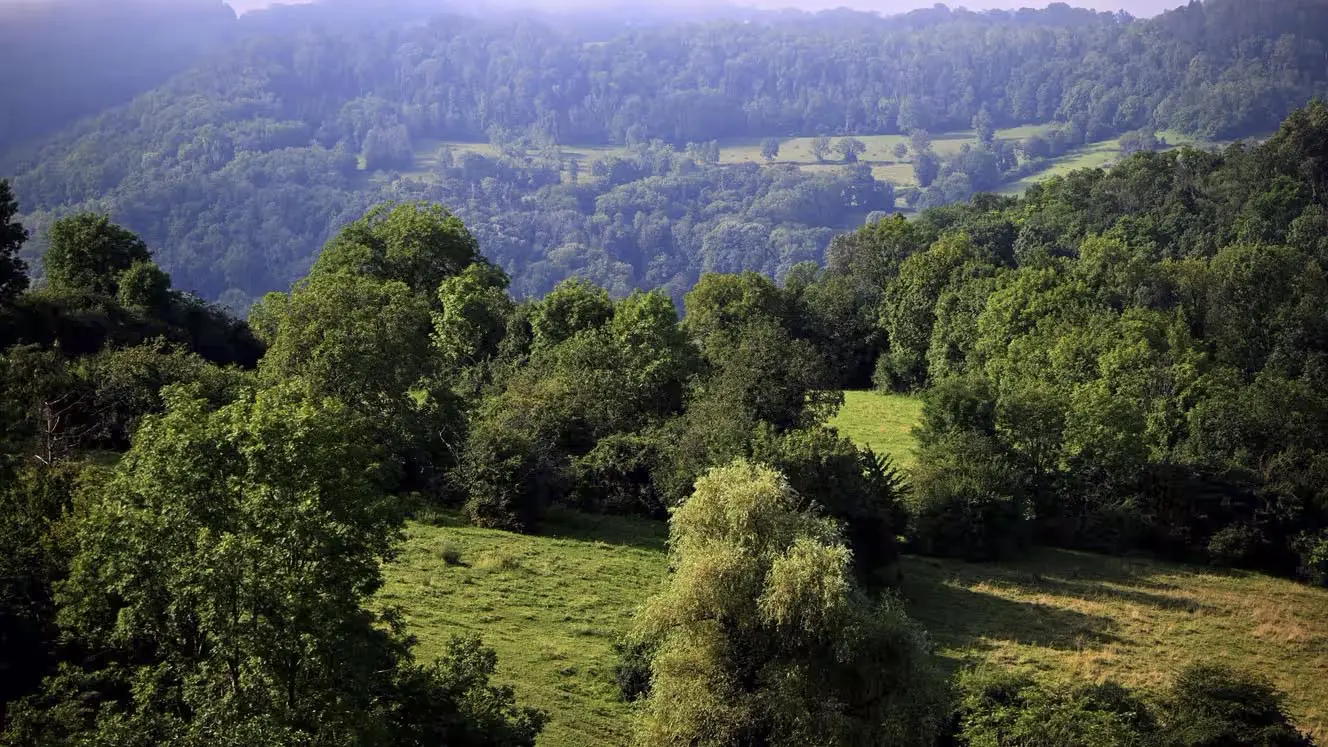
<box><xmin>980</xmin><ymin>574</ymin><xmax>1203</xmax><ymax>613</ymax></box>
<box><xmin>902</xmin><ymin>574</ymin><xmax>1124</xmax><ymax>656</ymax></box>
<box><xmin>540</xmin><ymin>507</ymin><xmax>668</xmax><ymax>554</ymax></box>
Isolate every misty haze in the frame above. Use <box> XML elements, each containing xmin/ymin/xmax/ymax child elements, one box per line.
<box><xmin>2</xmin><ymin>0</ymin><xmax>1327</xmax><ymax>745</ymax></box>
<box><xmin>218</xmin><ymin>0</ymin><xmax>1187</xmax><ymax>15</ymax></box>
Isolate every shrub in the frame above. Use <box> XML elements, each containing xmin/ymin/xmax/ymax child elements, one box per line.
<box><xmin>388</xmin><ymin>635</ymin><xmax>548</xmax><ymax>745</ymax></box>
<box><xmin>954</xmin><ymin>667</ymin><xmax>1158</xmax><ymax>746</ymax></box>
<box><xmin>1293</xmin><ymin>529</ymin><xmax>1328</xmax><ymax>587</ymax></box>
<box><xmin>1207</xmin><ymin>523</ymin><xmax>1264</xmax><ymax>567</ymax></box>
<box><xmin>612</xmin><ymin>637</ymin><xmax>655</xmax><ymax>702</ymax></box>
<box><xmin>569</xmin><ymin>432</ymin><xmax>663</xmax><ymax>517</ymax></box>
<box><xmin>455</xmin><ymin>422</ymin><xmax>561</xmax><ymax>533</ymax></box>
<box><xmin>750</xmin><ymin>424</ymin><xmax>909</xmax><ymax>584</ymax></box>
<box><xmin>1163</xmin><ymin>663</ymin><xmax>1314</xmax><ymax>747</ymax></box>
<box><xmin>633</xmin><ymin>461</ymin><xmax>949</xmax><ymax>747</ymax></box>
<box><xmin>441</xmin><ymin>543</ymin><xmax>464</xmax><ymax>566</ymax></box>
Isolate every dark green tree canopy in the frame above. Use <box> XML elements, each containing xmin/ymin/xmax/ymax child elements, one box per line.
<box><xmin>43</xmin><ymin>213</ymin><xmax>151</xmax><ymax>296</ymax></box>
<box><xmin>0</xmin><ymin>179</ymin><xmax>28</xmax><ymax>304</ymax></box>
<box><xmin>311</xmin><ymin>202</ymin><xmax>482</xmax><ymax>302</ymax></box>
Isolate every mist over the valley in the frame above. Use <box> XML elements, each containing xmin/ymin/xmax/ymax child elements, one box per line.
<box><xmin>228</xmin><ymin>0</ymin><xmax>1185</xmax><ymax>17</ymax></box>
<box><xmin>0</xmin><ymin>0</ymin><xmax>1189</xmax><ymax>18</ymax></box>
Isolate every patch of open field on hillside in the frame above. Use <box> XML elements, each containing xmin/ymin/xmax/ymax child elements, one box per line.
<box><xmin>382</xmin><ymin>508</ymin><xmax>1328</xmax><ymax>746</ymax></box>
<box><xmin>379</xmin><ymin>510</ymin><xmax>668</xmax><ymax>747</ymax></box>
<box><xmin>395</xmin><ymin>125</ymin><xmax>1236</xmax><ymax>197</ymax></box>
<box><xmin>904</xmin><ymin>549</ymin><xmax>1328</xmax><ymax>740</ymax></box>
<box><xmin>829</xmin><ymin>390</ymin><xmax>923</xmax><ymax>468</ymax></box>
<box><xmin>401</xmin><ymin>125</ymin><xmax>1050</xmax><ymax>189</ymax></box>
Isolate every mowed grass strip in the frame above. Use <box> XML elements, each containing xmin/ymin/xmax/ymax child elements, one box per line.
<box><xmin>829</xmin><ymin>390</ymin><xmax>923</xmax><ymax>468</ymax></box>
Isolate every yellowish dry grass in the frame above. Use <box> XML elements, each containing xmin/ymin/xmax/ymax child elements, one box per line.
<box><xmin>901</xmin><ymin>550</ymin><xmax>1328</xmax><ymax>741</ymax></box>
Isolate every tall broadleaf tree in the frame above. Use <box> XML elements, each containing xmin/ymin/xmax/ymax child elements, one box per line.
<box><xmin>631</xmin><ymin>461</ymin><xmax>948</xmax><ymax>747</ymax></box>
<box><xmin>2</xmin><ymin>384</ymin><xmax>544</xmax><ymax>746</ymax></box>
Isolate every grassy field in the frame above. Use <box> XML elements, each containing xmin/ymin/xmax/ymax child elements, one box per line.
<box><xmin>380</xmin><ymin>390</ymin><xmax>1328</xmax><ymax>744</ymax></box>
<box><xmin>382</xmin><ymin>513</ymin><xmax>1328</xmax><ymax>746</ymax></box>
<box><xmin>405</xmin><ymin>125</ymin><xmax>1047</xmax><ymax>190</ymax></box>
<box><xmin>997</xmin><ymin>138</ymin><xmax>1123</xmax><ymax>194</ymax></box>
<box><xmin>398</xmin><ymin>125</ymin><xmax>1236</xmax><ymax>198</ymax></box>
<box><xmin>379</xmin><ymin>510</ymin><xmax>668</xmax><ymax>747</ymax></box>
<box><xmin>904</xmin><ymin>551</ymin><xmax>1328</xmax><ymax>740</ymax></box>
<box><xmin>829</xmin><ymin>390</ymin><xmax>923</xmax><ymax>468</ymax></box>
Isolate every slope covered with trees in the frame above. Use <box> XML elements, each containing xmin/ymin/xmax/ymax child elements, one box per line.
<box><xmin>825</xmin><ymin>100</ymin><xmax>1328</xmax><ymax>584</ymax></box>
<box><xmin>4</xmin><ymin>0</ymin><xmax>1328</xmax><ymax>308</ymax></box>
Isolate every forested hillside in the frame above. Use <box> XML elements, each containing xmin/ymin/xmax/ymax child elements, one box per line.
<box><xmin>4</xmin><ymin>0</ymin><xmax>1328</xmax><ymax>309</ymax></box>
<box><xmin>4</xmin><ymin>99</ymin><xmax>1328</xmax><ymax>745</ymax></box>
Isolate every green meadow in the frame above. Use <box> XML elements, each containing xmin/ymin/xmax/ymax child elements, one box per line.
<box><xmin>381</xmin><ymin>392</ymin><xmax>1328</xmax><ymax>746</ymax></box>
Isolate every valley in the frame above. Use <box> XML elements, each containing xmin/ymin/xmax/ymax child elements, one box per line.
<box><xmin>4</xmin><ymin>1</ymin><xmax>1328</xmax><ymax>744</ymax></box>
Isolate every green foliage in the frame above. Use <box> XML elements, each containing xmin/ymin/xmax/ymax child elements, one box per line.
<box><xmin>791</xmin><ymin>272</ymin><xmax>881</xmax><ymax>387</ymax></box>
<box><xmin>610</xmin><ymin>290</ymin><xmax>696</xmax><ymax>414</ymax></box>
<box><xmin>2</xmin><ymin>385</ymin><xmax>543</xmax><ymax>746</ymax></box>
<box><xmin>571</xmin><ymin>432</ymin><xmax>664</xmax><ymax>517</ymax></box>
<box><xmin>387</xmin><ymin>635</ymin><xmax>548</xmax><ymax>747</ymax></box>
<box><xmin>1294</xmin><ymin>529</ymin><xmax>1328</xmax><ymax>587</ymax></box>
<box><xmin>910</xmin><ymin>430</ymin><xmax>1030</xmax><ymax>561</ymax></box>
<box><xmin>823</xmin><ymin>103</ymin><xmax>1328</xmax><ymax>576</ymax></box>
<box><xmin>954</xmin><ymin>663</ymin><xmax>1317</xmax><ymax>747</ymax></box>
<box><xmin>954</xmin><ymin>668</ymin><xmax>1158</xmax><ymax>747</ymax></box>
<box><xmin>811</xmin><ymin>136</ymin><xmax>832</xmax><ymax>163</ymax></box>
<box><xmin>683</xmin><ymin>272</ymin><xmax>787</xmax><ymax>356</ymax></box>
<box><xmin>880</xmin><ymin>233</ymin><xmax>991</xmax><ymax>390</ymax></box>
<box><xmin>115</xmin><ymin>260</ymin><xmax>172</xmax><ymax>312</ymax></box>
<box><xmin>0</xmin><ymin>464</ymin><xmax>82</xmax><ymax>726</ymax></box>
<box><xmin>259</xmin><ymin>272</ymin><xmax>433</xmax><ymax>403</ymax></box>
<box><xmin>633</xmin><ymin>460</ymin><xmax>948</xmax><ymax>747</ymax></box>
<box><xmin>702</xmin><ymin>318</ymin><xmax>841</xmax><ymax>431</ymax></box>
<box><xmin>915</xmin><ymin>150</ymin><xmax>942</xmax><ymax>188</ymax></box>
<box><xmin>1206</xmin><ymin>523</ymin><xmax>1264</xmax><ymax>567</ymax></box>
<box><xmin>434</xmin><ymin>262</ymin><xmax>515</xmax><ymax>373</ymax></box>
<box><xmin>835</xmin><ymin>137</ymin><xmax>867</xmax><ymax>163</ymax></box>
<box><xmin>457</xmin><ymin>412</ymin><xmax>563</xmax><ymax>532</ymax></box>
<box><xmin>1164</xmin><ymin>664</ymin><xmax>1314</xmax><ymax>747</ymax></box>
<box><xmin>750</xmin><ymin>424</ymin><xmax>908</xmax><ymax>584</ymax></box>
<box><xmin>612</xmin><ymin>637</ymin><xmax>657</xmax><ymax>702</ymax></box>
<box><xmin>532</xmin><ymin>278</ymin><xmax>614</xmax><ymax>351</ymax></box>
<box><xmin>43</xmin><ymin>213</ymin><xmax>151</xmax><ymax>296</ymax></box>
<box><xmin>311</xmin><ymin>202</ymin><xmax>482</xmax><ymax>302</ymax></box>
<box><xmin>453</xmin><ymin>286</ymin><xmax>694</xmax><ymax>528</ymax></box>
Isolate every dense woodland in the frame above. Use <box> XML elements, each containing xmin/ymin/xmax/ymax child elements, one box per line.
<box><xmin>4</xmin><ymin>0</ymin><xmax>1328</xmax><ymax>309</ymax></box>
<box><xmin>4</xmin><ymin>91</ymin><xmax>1328</xmax><ymax>743</ymax></box>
